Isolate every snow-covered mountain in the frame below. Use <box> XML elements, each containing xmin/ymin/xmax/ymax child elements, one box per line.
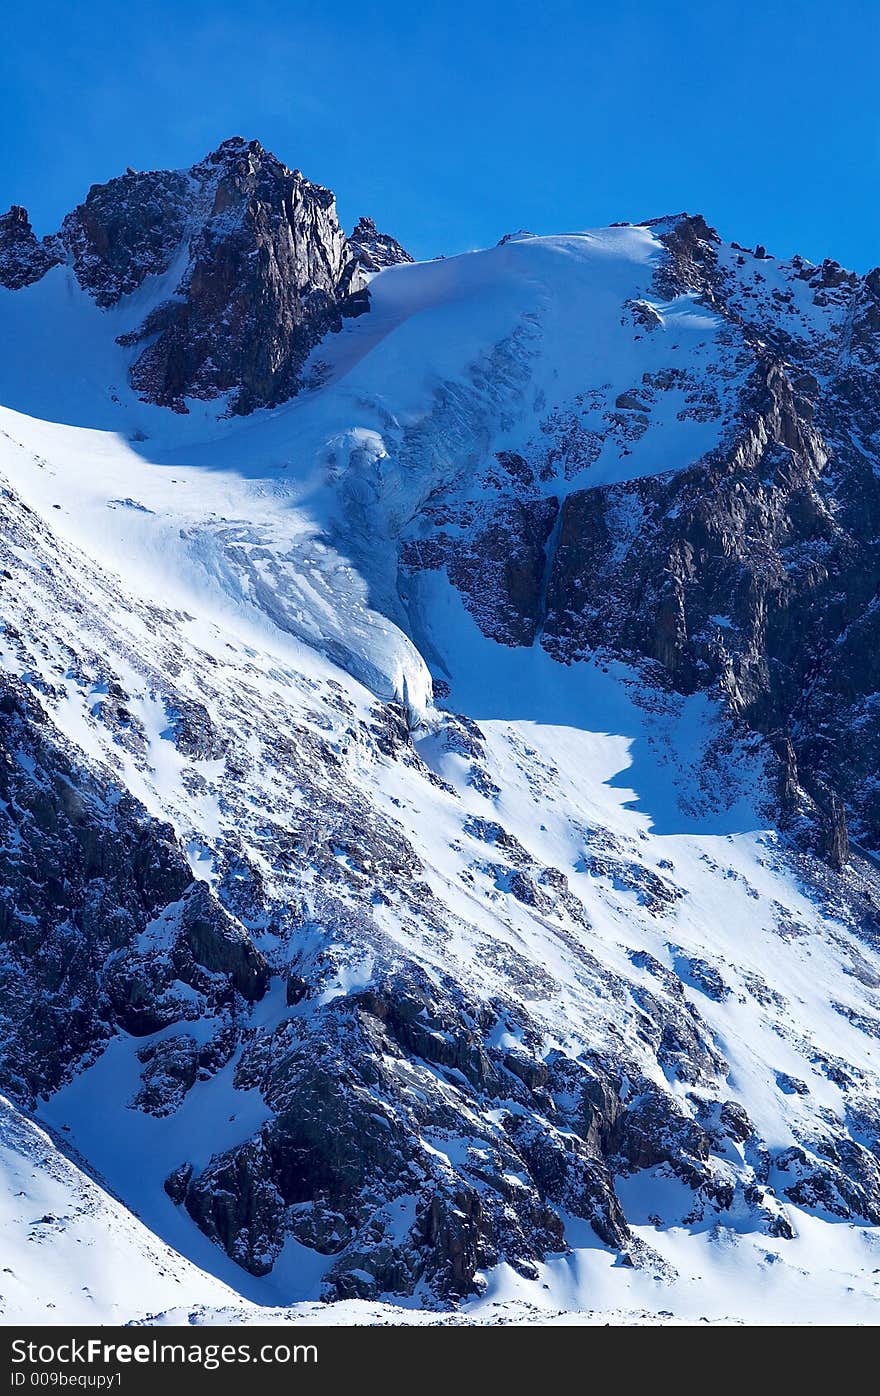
<box><xmin>2</xmin><ymin>139</ymin><xmax>880</xmax><ymax>1325</ymax></box>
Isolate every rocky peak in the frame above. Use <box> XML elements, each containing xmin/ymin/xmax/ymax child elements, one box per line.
<box><xmin>649</xmin><ymin>212</ymin><xmax>723</xmax><ymax>301</ymax></box>
<box><xmin>0</xmin><ymin>205</ymin><xmax>35</xmax><ymax>246</ymax></box>
<box><xmin>190</xmin><ymin>135</ymin><xmax>331</xmax><ymax>214</ymax></box>
<box><xmin>348</xmin><ymin>215</ymin><xmax>413</xmax><ymax>271</ymax></box>
<box><xmin>643</xmin><ymin>211</ymin><xmax>721</xmax><ymax>243</ymax></box>
<box><xmin>111</xmin><ymin>137</ymin><xmax>371</xmax><ymax>413</ymax></box>
<box><xmin>200</xmin><ymin>133</ymin><xmax>262</xmax><ymax>163</ymax></box>
<box><xmin>61</xmin><ymin>137</ymin><xmax>371</xmax><ymax>411</ymax></box>
<box><xmin>2</xmin><ymin>139</ymin><xmax>413</xmax><ymax>414</ymax></box>
<box><xmin>0</xmin><ymin>204</ymin><xmax>63</xmax><ymax>290</ymax></box>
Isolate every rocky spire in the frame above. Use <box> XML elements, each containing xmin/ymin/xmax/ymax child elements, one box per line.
<box><xmin>115</xmin><ymin>138</ymin><xmax>370</xmax><ymax>413</ymax></box>
<box><xmin>348</xmin><ymin>215</ymin><xmax>413</xmax><ymax>272</ymax></box>
<box><xmin>0</xmin><ymin>205</ymin><xmax>63</xmax><ymax>290</ymax></box>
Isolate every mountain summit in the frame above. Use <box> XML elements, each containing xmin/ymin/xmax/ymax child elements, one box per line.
<box><xmin>1</xmin><ymin>138</ymin><xmax>409</xmax><ymax>414</ymax></box>
<box><xmin>1</xmin><ymin>145</ymin><xmax>880</xmax><ymax>1323</ymax></box>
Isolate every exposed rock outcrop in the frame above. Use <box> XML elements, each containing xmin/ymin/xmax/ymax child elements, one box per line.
<box><xmin>348</xmin><ymin>215</ymin><xmax>413</xmax><ymax>272</ymax></box>
<box><xmin>0</xmin><ymin>671</ymin><xmax>265</xmax><ymax>1098</ymax></box>
<box><xmin>0</xmin><ymin>206</ymin><xmax>63</xmax><ymax>290</ymax></box>
<box><xmin>60</xmin><ymin>168</ymin><xmax>194</xmax><ymax>306</ymax></box>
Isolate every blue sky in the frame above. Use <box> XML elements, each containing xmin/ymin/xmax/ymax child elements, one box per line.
<box><xmin>2</xmin><ymin>0</ymin><xmax>878</xmax><ymax>270</ymax></box>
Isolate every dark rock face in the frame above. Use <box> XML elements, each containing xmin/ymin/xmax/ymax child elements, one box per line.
<box><xmin>538</xmin><ymin>234</ymin><xmax>880</xmax><ymax>856</ymax></box>
<box><xmin>0</xmin><ymin>206</ymin><xmax>63</xmax><ymax>290</ymax></box>
<box><xmin>0</xmin><ymin>672</ymin><xmax>265</xmax><ymax>1099</ymax></box>
<box><xmin>774</xmin><ymin>1143</ymin><xmax>880</xmax><ymax>1224</ymax></box>
<box><xmin>543</xmin><ymin>351</ymin><xmax>833</xmax><ymax>699</ymax></box>
<box><xmin>134</xmin><ymin>1035</ymin><xmax>200</xmax><ymax>1117</ymax></box>
<box><xmin>60</xmin><ymin>170</ymin><xmax>193</xmax><ymax>307</ymax></box>
<box><xmin>538</xmin><ymin>354</ymin><xmax>855</xmax><ymax>840</ymax></box>
<box><xmin>348</xmin><ymin>216</ymin><xmax>413</xmax><ymax>272</ymax></box>
<box><xmin>400</xmin><ymin>449</ymin><xmax>559</xmax><ymax>648</ymax></box>
<box><xmin>175</xmin><ymin>883</ymin><xmax>268</xmax><ymax>1001</ymax></box>
<box><xmin>447</xmin><ymin>496</ymin><xmax>559</xmax><ymax>646</ymax></box>
<box><xmin>182</xmin><ymin>964</ymin><xmax>722</xmax><ymax>1299</ymax></box>
<box><xmin>117</xmin><ymin>139</ymin><xmax>368</xmax><ymax>413</ymax></box>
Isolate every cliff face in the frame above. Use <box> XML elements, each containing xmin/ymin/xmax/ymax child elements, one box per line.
<box><xmin>0</xmin><ymin>670</ymin><xmax>268</xmax><ymax>1102</ymax></box>
<box><xmin>118</xmin><ymin>139</ymin><xmax>370</xmax><ymax>414</ymax></box>
<box><xmin>59</xmin><ymin>167</ymin><xmax>195</xmax><ymax>306</ymax></box>
<box><xmin>548</xmin><ymin>226</ymin><xmax>880</xmax><ymax>861</ymax></box>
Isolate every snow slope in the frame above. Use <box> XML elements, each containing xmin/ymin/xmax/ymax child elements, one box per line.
<box><xmin>0</xmin><ymin>1095</ymin><xmax>242</xmax><ymax>1324</ymax></box>
<box><xmin>1</xmin><ymin>224</ymin><xmax>880</xmax><ymax>1324</ymax></box>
